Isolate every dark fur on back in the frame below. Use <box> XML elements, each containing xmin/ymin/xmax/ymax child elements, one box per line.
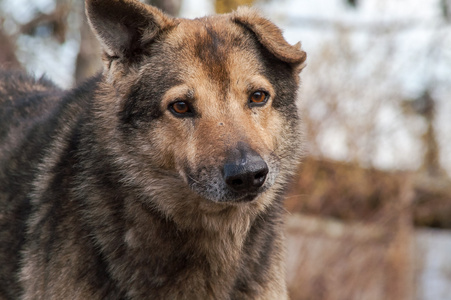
<box><xmin>0</xmin><ymin>1</ymin><xmax>306</xmax><ymax>299</ymax></box>
<box><xmin>0</xmin><ymin>72</ymin><xmax>98</xmax><ymax>298</ymax></box>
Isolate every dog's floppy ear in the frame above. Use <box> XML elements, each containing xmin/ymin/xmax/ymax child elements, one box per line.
<box><xmin>232</xmin><ymin>7</ymin><xmax>306</xmax><ymax>70</ymax></box>
<box><xmin>85</xmin><ymin>0</ymin><xmax>176</xmax><ymax>61</ymax></box>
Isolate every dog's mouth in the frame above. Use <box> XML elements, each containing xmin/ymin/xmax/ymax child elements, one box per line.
<box><xmin>186</xmin><ymin>174</ymin><xmax>268</xmax><ymax>203</ymax></box>
<box><xmin>230</xmin><ymin>192</ymin><xmax>261</xmax><ymax>203</ymax></box>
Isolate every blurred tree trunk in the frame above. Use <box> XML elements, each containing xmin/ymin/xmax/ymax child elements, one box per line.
<box><xmin>346</xmin><ymin>0</ymin><xmax>358</xmax><ymax>8</ymax></box>
<box><xmin>145</xmin><ymin>0</ymin><xmax>182</xmax><ymax>16</ymax></box>
<box><xmin>215</xmin><ymin>0</ymin><xmax>254</xmax><ymax>14</ymax></box>
<box><xmin>418</xmin><ymin>91</ymin><xmax>442</xmax><ymax>177</ymax></box>
<box><xmin>75</xmin><ymin>1</ymin><xmax>102</xmax><ymax>85</ymax></box>
<box><xmin>441</xmin><ymin>0</ymin><xmax>450</xmax><ymax>21</ymax></box>
<box><xmin>0</xmin><ymin>28</ymin><xmax>22</xmax><ymax>70</ymax></box>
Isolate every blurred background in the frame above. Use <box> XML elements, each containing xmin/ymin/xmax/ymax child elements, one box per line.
<box><xmin>1</xmin><ymin>0</ymin><xmax>450</xmax><ymax>299</ymax></box>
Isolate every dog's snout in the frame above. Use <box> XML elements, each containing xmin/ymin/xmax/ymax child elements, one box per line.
<box><xmin>223</xmin><ymin>159</ymin><xmax>268</xmax><ymax>192</ymax></box>
<box><xmin>223</xmin><ymin>144</ymin><xmax>268</xmax><ymax>193</ymax></box>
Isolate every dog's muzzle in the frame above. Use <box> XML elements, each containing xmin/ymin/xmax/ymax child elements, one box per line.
<box><xmin>185</xmin><ymin>142</ymin><xmax>276</xmax><ymax>203</ymax></box>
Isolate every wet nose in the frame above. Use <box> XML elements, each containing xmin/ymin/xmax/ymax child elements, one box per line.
<box><xmin>223</xmin><ymin>144</ymin><xmax>269</xmax><ymax>193</ymax></box>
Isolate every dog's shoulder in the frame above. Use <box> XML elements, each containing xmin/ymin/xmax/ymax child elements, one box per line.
<box><xmin>0</xmin><ymin>70</ymin><xmax>59</xmax><ymax>100</ymax></box>
<box><xmin>0</xmin><ymin>71</ymin><xmax>101</xmax><ymax>172</ymax></box>
<box><xmin>0</xmin><ymin>70</ymin><xmax>63</xmax><ymax>125</ymax></box>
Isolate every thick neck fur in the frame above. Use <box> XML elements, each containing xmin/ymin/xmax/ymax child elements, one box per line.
<box><xmin>76</xmin><ymin>158</ymin><xmax>282</xmax><ymax>299</ymax></box>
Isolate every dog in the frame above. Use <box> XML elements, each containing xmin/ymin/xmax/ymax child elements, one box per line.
<box><xmin>0</xmin><ymin>0</ymin><xmax>306</xmax><ymax>299</ymax></box>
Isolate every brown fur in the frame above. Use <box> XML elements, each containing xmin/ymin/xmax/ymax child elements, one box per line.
<box><xmin>0</xmin><ymin>0</ymin><xmax>306</xmax><ymax>299</ymax></box>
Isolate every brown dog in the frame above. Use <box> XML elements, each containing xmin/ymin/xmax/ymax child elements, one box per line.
<box><xmin>0</xmin><ymin>0</ymin><xmax>306</xmax><ymax>299</ymax></box>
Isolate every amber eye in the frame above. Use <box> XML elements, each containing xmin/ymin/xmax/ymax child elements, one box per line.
<box><xmin>249</xmin><ymin>91</ymin><xmax>269</xmax><ymax>106</ymax></box>
<box><xmin>169</xmin><ymin>101</ymin><xmax>192</xmax><ymax>116</ymax></box>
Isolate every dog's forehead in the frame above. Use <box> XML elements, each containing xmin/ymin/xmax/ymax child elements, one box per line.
<box><xmin>179</xmin><ymin>18</ymin><xmax>252</xmax><ymax>59</ymax></box>
<box><xmin>160</xmin><ymin>17</ymin><xmax>261</xmax><ymax>87</ymax></box>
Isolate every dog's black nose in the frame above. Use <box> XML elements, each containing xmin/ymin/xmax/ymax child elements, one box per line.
<box><xmin>223</xmin><ymin>143</ymin><xmax>269</xmax><ymax>193</ymax></box>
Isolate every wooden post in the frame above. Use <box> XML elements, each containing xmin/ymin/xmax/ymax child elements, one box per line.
<box><xmin>386</xmin><ymin>175</ymin><xmax>415</xmax><ymax>300</ymax></box>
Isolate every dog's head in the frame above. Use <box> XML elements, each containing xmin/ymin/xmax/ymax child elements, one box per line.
<box><xmin>86</xmin><ymin>0</ymin><xmax>306</xmax><ymax>205</ymax></box>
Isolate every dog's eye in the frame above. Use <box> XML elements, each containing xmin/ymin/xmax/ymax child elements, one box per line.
<box><xmin>169</xmin><ymin>101</ymin><xmax>193</xmax><ymax>116</ymax></box>
<box><xmin>249</xmin><ymin>91</ymin><xmax>269</xmax><ymax>107</ymax></box>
